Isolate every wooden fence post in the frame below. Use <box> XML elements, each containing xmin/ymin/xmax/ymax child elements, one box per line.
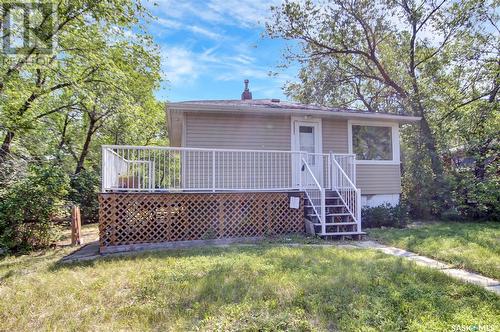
<box><xmin>71</xmin><ymin>206</ymin><xmax>82</xmax><ymax>245</ymax></box>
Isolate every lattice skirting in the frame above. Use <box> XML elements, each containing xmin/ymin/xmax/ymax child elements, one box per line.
<box><xmin>99</xmin><ymin>192</ymin><xmax>304</xmax><ymax>249</ymax></box>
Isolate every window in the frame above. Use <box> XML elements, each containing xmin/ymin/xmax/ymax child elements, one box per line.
<box><xmin>299</xmin><ymin>125</ymin><xmax>316</xmax><ymax>165</ymax></box>
<box><xmin>299</xmin><ymin>126</ymin><xmax>315</xmax><ymax>154</ymax></box>
<box><xmin>352</xmin><ymin>125</ymin><xmax>393</xmax><ymax>161</ymax></box>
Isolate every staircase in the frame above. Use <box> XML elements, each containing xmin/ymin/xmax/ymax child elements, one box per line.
<box><xmin>301</xmin><ymin>155</ymin><xmax>364</xmax><ymax>238</ymax></box>
<box><xmin>304</xmin><ymin>190</ymin><xmax>363</xmax><ymax>237</ymax></box>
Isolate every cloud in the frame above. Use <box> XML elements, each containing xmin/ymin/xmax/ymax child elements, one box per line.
<box><xmin>206</xmin><ymin>0</ymin><xmax>281</xmax><ymax>27</ymax></box>
<box><xmin>188</xmin><ymin>25</ymin><xmax>223</xmax><ymax>40</ymax></box>
<box><xmin>161</xmin><ymin>47</ymin><xmax>199</xmax><ymax>84</ymax></box>
<box><xmin>157</xmin><ymin>17</ymin><xmax>182</xmax><ymax>29</ymax></box>
<box><xmin>155</xmin><ymin>17</ymin><xmax>224</xmax><ymax>40</ymax></box>
<box><xmin>151</xmin><ymin>0</ymin><xmax>280</xmax><ymax>28</ymax></box>
<box><xmin>161</xmin><ymin>44</ymin><xmax>280</xmax><ymax>87</ymax></box>
<box><xmin>151</xmin><ymin>1</ymin><xmax>292</xmax><ymax>100</ymax></box>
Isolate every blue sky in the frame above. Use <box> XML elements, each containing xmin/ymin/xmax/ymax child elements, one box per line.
<box><xmin>145</xmin><ymin>0</ymin><xmax>297</xmax><ymax>102</ymax></box>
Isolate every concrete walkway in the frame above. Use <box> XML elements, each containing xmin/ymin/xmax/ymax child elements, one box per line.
<box><xmin>345</xmin><ymin>240</ymin><xmax>500</xmax><ymax>295</ymax></box>
<box><xmin>60</xmin><ymin>241</ymin><xmax>100</xmax><ymax>263</ymax></box>
<box><xmin>60</xmin><ymin>239</ymin><xmax>500</xmax><ymax>295</ymax></box>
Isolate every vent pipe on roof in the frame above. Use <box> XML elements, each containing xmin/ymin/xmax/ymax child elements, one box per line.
<box><xmin>241</xmin><ymin>79</ymin><xmax>252</xmax><ymax>100</ymax></box>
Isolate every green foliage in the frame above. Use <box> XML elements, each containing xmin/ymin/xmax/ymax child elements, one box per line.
<box><xmin>0</xmin><ymin>165</ymin><xmax>69</xmax><ymax>252</ymax></box>
<box><xmin>0</xmin><ymin>0</ymin><xmax>164</xmax><ymax>169</ymax></box>
<box><xmin>401</xmin><ymin>125</ymin><xmax>452</xmax><ymax>218</ymax></box>
<box><xmin>68</xmin><ymin>169</ymin><xmax>100</xmax><ymax>224</ymax></box>
<box><xmin>362</xmin><ymin>203</ymin><xmax>409</xmax><ymax>229</ymax></box>
<box><xmin>369</xmin><ymin>222</ymin><xmax>500</xmax><ymax>279</ymax></box>
<box><xmin>0</xmin><ymin>0</ymin><xmax>165</xmax><ymax>252</ymax></box>
<box><xmin>267</xmin><ymin>0</ymin><xmax>499</xmax><ymax>220</ymax></box>
<box><xmin>448</xmin><ymin>167</ymin><xmax>500</xmax><ymax>221</ymax></box>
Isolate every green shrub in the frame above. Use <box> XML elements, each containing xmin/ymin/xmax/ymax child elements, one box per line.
<box><xmin>440</xmin><ymin>208</ymin><xmax>466</xmax><ymax>221</ymax></box>
<box><xmin>362</xmin><ymin>203</ymin><xmax>409</xmax><ymax>229</ymax></box>
<box><xmin>69</xmin><ymin>169</ymin><xmax>100</xmax><ymax>224</ymax></box>
<box><xmin>0</xmin><ymin>164</ymin><xmax>69</xmax><ymax>252</ymax></box>
<box><xmin>448</xmin><ymin>169</ymin><xmax>500</xmax><ymax>221</ymax></box>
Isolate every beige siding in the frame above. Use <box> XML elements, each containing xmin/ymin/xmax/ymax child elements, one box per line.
<box><xmin>184</xmin><ymin>112</ymin><xmax>293</xmax><ymax>189</ymax></box>
<box><xmin>322</xmin><ymin>119</ymin><xmax>348</xmax><ymax>153</ymax></box>
<box><xmin>184</xmin><ymin>112</ymin><xmax>401</xmax><ymax>195</ymax></box>
<box><xmin>356</xmin><ymin>164</ymin><xmax>401</xmax><ymax>194</ymax></box>
<box><xmin>185</xmin><ymin>112</ymin><xmax>291</xmax><ymax>150</ymax></box>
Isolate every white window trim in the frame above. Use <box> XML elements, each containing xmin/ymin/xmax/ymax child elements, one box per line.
<box><xmin>348</xmin><ymin>120</ymin><xmax>400</xmax><ymax>165</ymax></box>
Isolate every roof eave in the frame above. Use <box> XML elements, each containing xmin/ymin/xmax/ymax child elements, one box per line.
<box><xmin>167</xmin><ymin>102</ymin><xmax>422</xmax><ymax>122</ymax></box>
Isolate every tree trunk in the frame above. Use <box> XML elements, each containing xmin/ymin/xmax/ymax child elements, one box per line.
<box><xmin>473</xmin><ymin>144</ymin><xmax>488</xmax><ymax>181</ymax></box>
<box><xmin>0</xmin><ymin>92</ymin><xmax>40</xmax><ymax>165</ymax></box>
<box><xmin>75</xmin><ymin>118</ymin><xmax>96</xmax><ymax>175</ymax></box>
<box><xmin>56</xmin><ymin>114</ymin><xmax>70</xmax><ymax>161</ymax></box>
<box><xmin>0</xmin><ymin>131</ymin><xmax>15</xmax><ymax>161</ymax></box>
<box><xmin>419</xmin><ymin>114</ymin><xmax>444</xmax><ymax>178</ymax></box>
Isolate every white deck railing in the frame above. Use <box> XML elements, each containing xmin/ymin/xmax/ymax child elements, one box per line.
<box><xmin>101</xmin><ymin>145</ymin><xmax>359</xmax><ymax>231</ymax></box>
<box><xmin>332</xmin><ymin>158</ymin><xmax>361</xmax><ymax>229</ymax></box>
<box><xmin>103</xmin><ymin>145</ymin><xmax>308</xmax><ymax>192</ymax></box>
<box><xmin>102</xmin><ymin>145</ymin><xmax>355</xmax><ymax>193</ymax></box>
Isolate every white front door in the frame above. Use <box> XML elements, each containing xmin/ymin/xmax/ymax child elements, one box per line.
<box><xmin>292</xmin><ymin>118</ymin><xmax>323</xmax><ymax>187</ymax></box>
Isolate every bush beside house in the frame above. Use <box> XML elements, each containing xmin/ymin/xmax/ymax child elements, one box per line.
<box><xmin>361</xmin><ymin>203</ymin><xmax>410</xmax><ymax>229</ymax></box>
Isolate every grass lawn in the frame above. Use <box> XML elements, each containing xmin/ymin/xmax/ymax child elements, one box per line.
<box><xmin>368</xmin><ymin>222</ymin><xmax>500</xmax><ymax>280</ymax></box>
<box><xmin>0</xmin><ymin>243</ymin><xmax>499</xmax><ymax>331</ymax></box>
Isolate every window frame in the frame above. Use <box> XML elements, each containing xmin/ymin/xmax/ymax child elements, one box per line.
<box><xmin>348</xmin><ymin>120</ymin><xmax>400</xmax><ymax>165</ymax></box>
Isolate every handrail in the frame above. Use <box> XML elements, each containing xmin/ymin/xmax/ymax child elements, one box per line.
<box><xmin>332</xmin><ymin>158</ymin><xmax>357</xmax><ymax>189</ymax></box>
<box><xmin>103</xmin><ymin>146</ymin><xmax>306</xmax><ymax>192</ymax></box>
<box><xmin>102</xmin><ymin>145</ymin><xmax>305</xmax><ymax>154</ymax></box>
<box><xmin>331</xmin><ymin>158</ymin><xmax>360</xmax><ymax>229</ymax></box>
<box><xmin>301</xmin><ymin>157</ymin><xmax>325</xmax><ymax>228</ymax></box>
<box><xmin>302</xmin><ymin>158</ymin><xmax>322</xmax><ymax>189</ymax></box>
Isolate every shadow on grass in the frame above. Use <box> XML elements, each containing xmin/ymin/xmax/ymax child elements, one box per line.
<box><xmin>48</xmin><ymin>244</ymin><xmax>271</xmax><ymax>271</ymax></box>
<box><xmin>107</xmin><ymin>245</ymin><xmax>499</xmax><ymax>330</ymax></box>
<box><xmin>4</xmin><ymin>242</ymin><xmax>499</xmax><ymax>330</ymax></box>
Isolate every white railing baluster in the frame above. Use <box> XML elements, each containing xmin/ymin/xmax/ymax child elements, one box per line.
<box><xmin>331</xmin><ymin>157</ymin><xmax>361</xmax><ymax>231</ymax></box>
<box><xmin>301</xmin><ymin>157</ymin><xmax>325</xmax><ymax>229</ymax></box>
<box><xmin>100</xmin><ymin>145</ymin><xmax>358</xmax><ymax>208</ymax></box>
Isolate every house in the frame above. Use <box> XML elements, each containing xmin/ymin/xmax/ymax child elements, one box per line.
<box><xmin>98</xmin><ymin>80</ymin><xmax>420</xmax><ymax>253</ymax></box>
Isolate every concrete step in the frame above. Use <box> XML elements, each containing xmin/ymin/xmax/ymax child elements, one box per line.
<box><xmin>305</xmin><ymin>204</ymin><xmax>344</xmax><ymax>208</ymax></box>
<box><xmin>312</xmin><ymin>222</ymin><xmax>357</xmax><ymax>226</ymax></box>
<box><xmin>319</xmin><ymin>232</ymin><xmax>366</xmax><ymax>236</ymax></box>
<box><xmin>307</xmin><ymin>212</ymin><xmax>352</xmax><ymax>217</ymax></box>
<box><xmin>326</xmin><ymin>213</ymin><xmax>352</xmax><ymax>216</ymax></box>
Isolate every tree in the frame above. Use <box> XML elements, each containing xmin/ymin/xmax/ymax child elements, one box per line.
<box><xmin>266</xmin><ymin>0</ymin><xmax>498</xmax><ymax>216</ymax></box>
<box><xmin>0</xmin><ymin>0</ymin><xmax>153</xmax><ymax>162</ymax></box>
<box><xmin>0</xmin><ymin>0</ymin><xmax>166</xmax><ymax>247</ymax></box>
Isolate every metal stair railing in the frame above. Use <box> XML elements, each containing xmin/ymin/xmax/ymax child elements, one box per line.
<box><xmin>301</xmin><ymin>157</ymin><xmax>326</xmax><ymax>234</ymax></box>
<box><xmin>331</xmin><ymin>158</ymin><xmax>362</xmax><ymax>233</ymax></box>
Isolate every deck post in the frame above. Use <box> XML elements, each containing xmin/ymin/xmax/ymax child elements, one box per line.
<box><xmin>320</xmin><ymin>188</ymin><xmax>326</xmax><ymax>235</ymax></box>
<box><xmin>212</xmin><ymin>150</ymin><xmax>216</xmax><ymax>192</ymax></box>
<box><xmin>295</xmin><ymin>153</ymin><xmax>303</xmax><ymax>191</ymax></box>
<box><xmin>298</xmin><ymin>152</ymin><xmax>303</xmax><ymax>191</ymax></box>
<box><xmin>329</xmin><ymin>152</ymin><xmax>334</xmax><ymax>190</ymax></box>
<box><xmin>352</xmin><ymin>155</ymin><xmax>357</xmax><ymax>186</ymax></box>
<box><xmin>356</xmin><ymin>188</ymin><xmax>362</xmax><ymax>232</ymax></box>
<box><xmin>101</xmin><ymin>146</ymin><xmax>106</xmax><ymax>192</ymax></box>
<box><xmin>71</xmin><ymin>206</ymin><xmax>81</xmax><ymax>245</ymax></box>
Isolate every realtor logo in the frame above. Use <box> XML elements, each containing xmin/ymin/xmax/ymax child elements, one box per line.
<box><xmin>1</xmin><ymin>1</ymin><xmax>56</xmax><ymax>55</ymax></box>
